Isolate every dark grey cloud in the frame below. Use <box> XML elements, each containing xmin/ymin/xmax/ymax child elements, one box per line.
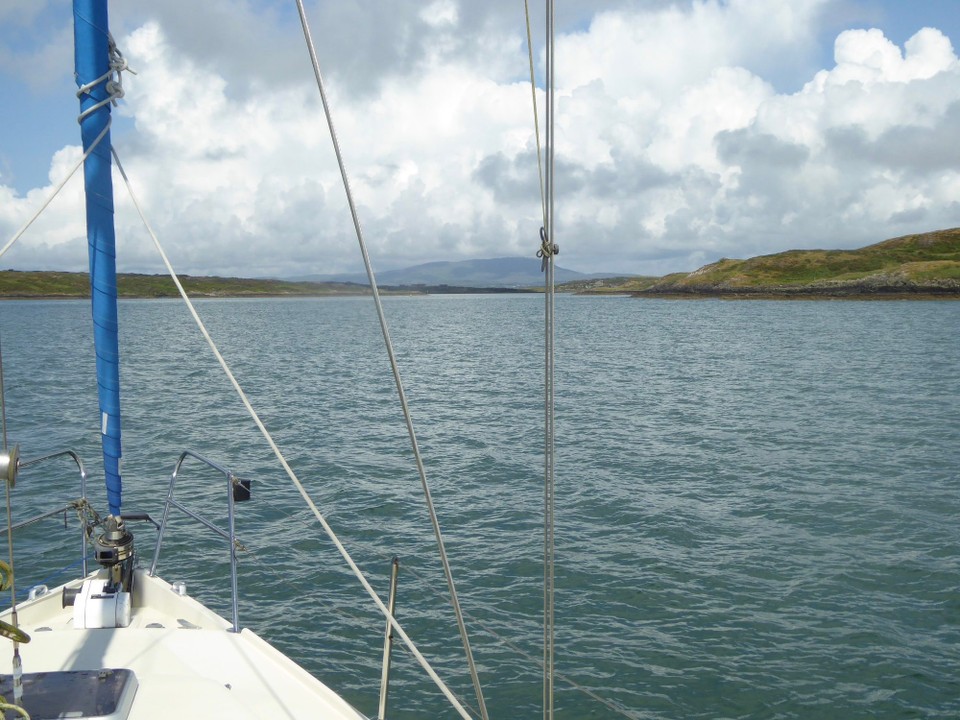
<box><xmin>472</xmin><ymin>150</ymin><xmax>541</xmax><ymax>204</ymax></box>
<box><xmin>713</xmin><ymin>128</ymin><xmax>813</xmax><ymax>226</ymax></box>
<box><xmin>847</xmin><ymin>100</ymin><xmax>960</xmax><ymax>173</ymax></box>
<box><xmin>468</xmin><ymin>148</ymin><xmax>645</xmax><ymax>209</ymax></box>
<box><xmin>587</xmin><ymin>152</ymin><xmax>676</xmax><ymax>198</ymax></box>
<box><xmin>106</xmin><ymin>1</ymin><xmax>685</xmax><ymax>100</ymax></box>
<box><xmin>889</xmin><ymin>206</ymin><xmax>929</xmax><ymax>224</ymax></box>
<box><xmin>716</xmin><ymin>128</ymin><xmax>810</xmax><ymax>169</ymax></box>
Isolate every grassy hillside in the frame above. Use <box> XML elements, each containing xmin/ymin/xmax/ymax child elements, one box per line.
<box><xmin>0</xmin><ymin>271</ymin><xmax>377</xmax><ymax>298</ymax></box>
<box><xmin>555</xmin><ymin>276</ymin><xmax>660</xmax><ymax>293</ymax></box>
<box><xmin>608</xmin><ymin>228</ymin><xmax>960</xmax><ymax>297</ymax></box>
<box><xmin>0</xmin><ymin>271</ymin><xmax>530</xmax><ymax>298</ymax></box>
<box><xmin>7</xmin><ymin>229</ymin><xmax>959</xmax><ymax>299</ymax></box>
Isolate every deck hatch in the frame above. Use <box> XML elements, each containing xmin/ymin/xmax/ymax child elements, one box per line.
<box><xmin>0</xmin><ymin>668</ymin><xmax>137</xmax><ymax>719</ymax></box>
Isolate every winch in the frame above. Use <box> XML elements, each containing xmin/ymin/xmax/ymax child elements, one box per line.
<box><xmin>94</xmin><ymin>515</ymin><xmax>135</xmax><ymax>593</ymax></box>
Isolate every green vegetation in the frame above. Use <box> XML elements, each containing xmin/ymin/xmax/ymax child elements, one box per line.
<box><xmin>568</xmin><ymin>228</ymin><xmax>960</xmax><ymax>297</ymax></box>
<box><xmin>0</xmin><ymin>271</ymin><xmax>529</xmax><ymax>299</ymax></box>
<box><xmin>0</xmin><ymin>271</ymin><xmax>379</xmax><ymax>299</ymax></box>
<box><xmin>6</xmin><ymin>229</ymin><xmax>959</xmax><ymax>299</ymax></box>
<box><xmin>552</xmin><ymin>276</ymin><xmax>660</xmax><ymax>293</ymax></box>
<box><xmin>0</xmin><ymin>271</ymin><xmax>93</xmax><ymax>297</ymax></box>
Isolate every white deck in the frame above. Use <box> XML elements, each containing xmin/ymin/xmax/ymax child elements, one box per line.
<box><xmin>0</xmin><ymin>569</ymin><xmax>367</xmax><ymax>719</ymax></box>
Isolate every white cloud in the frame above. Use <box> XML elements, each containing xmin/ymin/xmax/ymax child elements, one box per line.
<box><xmin>549</xmin><ymin>5</ymin><xmax>960</xmax><ymax>272</ymax></box>
<box><xmin>2</xmin><ymin>1</ymin><xmax>960</xmax><ymax>277</ymax></box>
<box><xmin>104</xmin><ymin>20</ymin><xmax>544</xmax><ymax>275</ymax></box>
<box><xmin>420</xmin><ymin>0</ymin><xmax>458</xmax><ymax>29</ymax></box>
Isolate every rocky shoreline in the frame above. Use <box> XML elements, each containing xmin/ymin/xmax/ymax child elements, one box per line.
<box><xmin>633</xmin><ymin>277</ymin><xmax>960</xmax><ymax>299</ymax></box>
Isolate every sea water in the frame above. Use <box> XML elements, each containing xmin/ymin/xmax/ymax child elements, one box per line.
<box><xmin>0</xmin><ymin>294</ymin><xmax>957</xmax><ymax>719</ymax></box>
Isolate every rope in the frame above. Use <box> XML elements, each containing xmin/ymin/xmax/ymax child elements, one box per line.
<box><xmin>523</xmin><ymin>0</ymin><xmax>547</xmax><ymax>235</ymax></box>
<box><xmin>291</xmin><ymin>3</ymin><xmax>489</xmax><ymax>719</ymax></box>
<box><xmin>537</xmin><ymin>227</ymin><xmax>559</xmax><ymax>271</ymax></box>
<box><xmin>0</xmin><ymin>700</ymin><xmax>29</xmax><ymax>719</ymax></box>
<box><xmin>0</xmin><ymin>122</ymin><xmax>111</xmax><ymax>263</ymax></box>
<box><xmin>75</xmin><ymin>33</ymin><xmax>135</xmax><ymax>123</ymax></box>
<box><xmin>69</xmin><ymin>498</ymin><xmax>103</xmax><ymax>539</ymax></box>
<box><xmin>110</xmin><ymin>147</ymin><xmax>474</xmax><ymax>720</ymax></box>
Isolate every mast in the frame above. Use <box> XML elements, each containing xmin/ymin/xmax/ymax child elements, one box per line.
<box><xmin>74</xmin><ymin>0</ymin><xmax>123</xmax><ymax>517</ymax></box>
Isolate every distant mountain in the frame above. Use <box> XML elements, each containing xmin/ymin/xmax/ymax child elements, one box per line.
<box><xmin>291</xmin><ymin>256</ymin><xmax>626</xmax><ymax>288</ymax></box>
<box><xmin>0</xmin><ymin>259</ymin><xmax>628</xmax><ymax>299</ymax></box>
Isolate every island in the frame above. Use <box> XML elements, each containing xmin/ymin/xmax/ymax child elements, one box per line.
<box><xmin>571</xmin><ymin>228</ymin><xmax>960</xmax><ymax>299</ymax></box>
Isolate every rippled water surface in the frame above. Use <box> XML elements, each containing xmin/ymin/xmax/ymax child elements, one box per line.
<box><xmin>1</xmin><ymin>295</ymin><xmax>958</xmax><ymax>719</ymax></box>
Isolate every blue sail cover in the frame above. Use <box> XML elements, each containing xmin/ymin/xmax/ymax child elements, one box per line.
<box><xmin>74</xmin><ymin>0</ymin><xmax>123</xmax><ymax>516</ymax></box>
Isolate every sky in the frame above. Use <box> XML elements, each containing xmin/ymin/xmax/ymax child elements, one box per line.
<box><xmin>1</xmin><ymin>0</ymin><xmax>959</xmax><ymax>278</ymax></box>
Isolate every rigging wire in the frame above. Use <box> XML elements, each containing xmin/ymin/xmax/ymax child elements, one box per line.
<box><xmin>109</xmin><ymin>146</ymin><xmax>474</xmax><ymax>720</ymax></box>
<box><xmin>350</xmin><ymin>531</ymin><xmax>642</xmax><ymax>720</ymax></box>
<box><xmin>290</xmin><ymin>2</ymin><xmax>489</xmax><ymax>719</ymax></box>
<box><xmin>247</xmin><ymin>500</ymin><xmax>644</xmax><ymax>720</ymax></box>
<box><xmin>139</xmin><ymin>481</ymin><xmax>489</xmax><ymax>718</ymax></box>
<box><xmin>0</xmin><ymin>337</ymin><xmax>6</xmax><ymax>453</ymax></box>
<box><xmin>522</xmin><ymin>3</ymin><xmax>560</xmax><ymax>717</ymax></box>
<box><xmin>0</xmin><ymin>336</ymin><xmax>24</xmax><ymax>707</ymax></box>
<box><xmin>542</xmin><ymin>2</ymin><xmax>558</xmax><ymax>719</ymax></box>
<box><xmin>195</xmin><ymin>481</ymin><xmax>641</xmax><ymax>720</ymax></box>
